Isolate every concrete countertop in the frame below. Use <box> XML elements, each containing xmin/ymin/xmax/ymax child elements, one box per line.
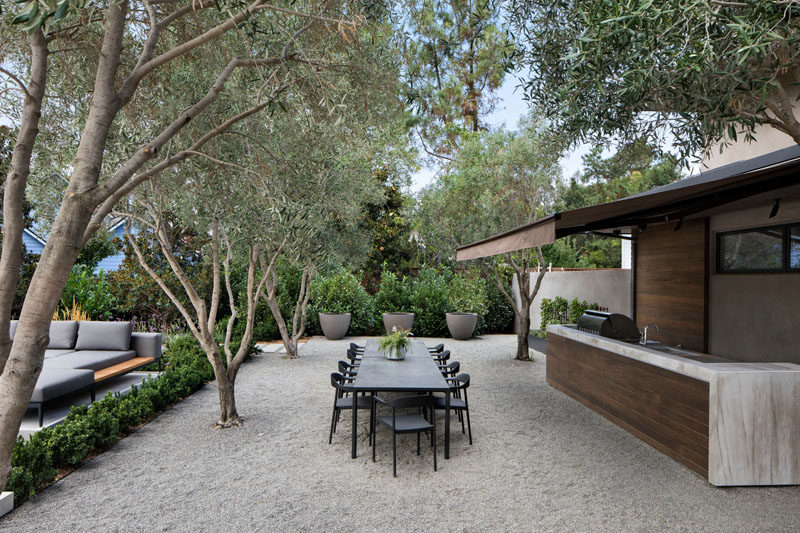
<box><xmin>546</xmin><ymin>325</ymin><xmax>800</xmax><ymax>382</ymax></box>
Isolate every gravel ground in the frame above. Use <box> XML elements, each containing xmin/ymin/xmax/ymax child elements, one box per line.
<box><xmin>3</xmin><ymin>334</ymin><xmax>799</xmax><ymax>532</ymax></box>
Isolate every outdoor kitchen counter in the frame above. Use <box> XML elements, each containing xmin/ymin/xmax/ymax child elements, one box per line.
<box><xmin>546</xmin><ymin>325</ymin><xmax>800</xmax><ymax>487</ymax></box>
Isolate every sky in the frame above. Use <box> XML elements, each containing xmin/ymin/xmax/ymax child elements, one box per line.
<box><xmin>409</xmin><ymin>75</ymin><xmax>596</xmax><ymax>193</ymax></box>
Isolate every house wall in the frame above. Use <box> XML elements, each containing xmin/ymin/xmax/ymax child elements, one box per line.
<box><xmin>21</xmin><ymin>230</ymin><xmax>44</xmax><ymax>255</ymax></box>
<box><xmin>707</xmin><ymin>199</ymin><xmax>800</xmax><ymax>363</ymax></box>
<box><xmin>701</xmin><ymin>85</ymin><xmax>800</xmax><ymax>171</ymax></box>
<box><xmin>515</xmin><ymin>269</ymin><xmax>632</xmax><ymax>330</ymax></box>
<box><xmin>95</xmin><ymin>223</ymin><xmax>134</xmax><ymax>273</ymax></box>
<box><xmin>633</xmin><ymin>219</ymin><xmax>708</xmax><ymax>352</ymax></box>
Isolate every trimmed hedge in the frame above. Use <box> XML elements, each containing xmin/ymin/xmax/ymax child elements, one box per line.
<box><xmin>4</xmin><ymin>335</ymin><xmax>213</xmax><ymax>506</ymax></box>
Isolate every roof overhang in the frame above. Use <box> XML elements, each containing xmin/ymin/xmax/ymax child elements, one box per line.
<box><xmin>456</xmin><ymin>145</ymin><xmax>800</xmax><ymax>261</ymax></box>
<box><xmin>456</xmin><ymin>215</ymin><xmax>557</xmax><ymax>261</ymax></box>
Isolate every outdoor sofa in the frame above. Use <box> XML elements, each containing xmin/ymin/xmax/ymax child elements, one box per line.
<box><xmin>9</xmin><ymin>320</ymin><xmax>162</xmax><ymax>426</ymax></box>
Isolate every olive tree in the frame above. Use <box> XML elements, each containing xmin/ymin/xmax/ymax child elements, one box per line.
<box><xmin>509</xmin><ymin>0</ymin><xmax>800</xmax><ymax>159</ymax></box>
<box><xmin>415</xmin><ymin>116</ymin><xmax>562</xmax><ymax>360</ymax></box>
<box><xmin>0</xmin><ymin>0</ymin><xmax>375</xmax><ymax>488</ymax></box>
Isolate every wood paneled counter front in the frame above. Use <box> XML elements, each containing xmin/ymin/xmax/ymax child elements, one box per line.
<box><xmin>546</xmin><ymin>325</ymin><xmax>800</xmax><ymax>486</ymax></box>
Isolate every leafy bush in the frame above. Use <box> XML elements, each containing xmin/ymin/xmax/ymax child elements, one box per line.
<box><xmin>540</xmin><ymin>296</ymin><xmax>600</xmax><ymax>333</ymax></box>
<box><xmin>6</xmin><ymin>431</ymin><xmax>56</xmax><ymax>505</ymax></box>
<box><xmin>447</xmin><ymin>273</ymin><xmax>487</xmax><ymax>315</ymax></box>
<box><xmin>476</xmin><ymin>279</ymin><xmax>515</xmax><ymax>335</ymax></box>
<box><xmin>373</xmin><ymin>268</ymin><xmax>412</xmax><ymax>315</ymax></box>
<box><xmin>309</xmin><ymin>269</ymin><xmax>375</xmax><ymax>335</ymax></box>
<box><xmin>60</xmin><ymin>264</ymin><xmax>116</xmax><ymax>320</ymax></box>
<box><xmin>408</xmin><ymin>268</ymin><xmax>451</xmax><ymax>336</ymax></box>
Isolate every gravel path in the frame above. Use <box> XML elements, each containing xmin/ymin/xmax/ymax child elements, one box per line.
<box><xmin>3</xmin><ymin>335</ymin><xmax>799</xmax><ymax>532</ymax></box>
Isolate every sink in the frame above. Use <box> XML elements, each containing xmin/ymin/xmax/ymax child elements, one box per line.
<box><xmin>645</xmin><ymin>344</ymin><xmax>730</xmax><ymax>363</ymax></box>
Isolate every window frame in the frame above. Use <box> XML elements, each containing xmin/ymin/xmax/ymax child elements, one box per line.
<box><xmin>790</xmin><ymin>223</ymin><xmax>800</xmax><ymax>272</ymax></box>
<box><xmin>716</xmin><ymin>223</ymin><xmax>798</xmax><ymax>274</ymax></box>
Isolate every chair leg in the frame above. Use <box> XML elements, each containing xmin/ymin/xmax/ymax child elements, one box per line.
<box><xmin>466</xmin><ymin>407</ymin><xmax>472</xmax><ymax>445</ymax></box>
<box><xmin>393</xmin><ymin>429</ymin><xmax>397</xmax><ymax>477</ymax></box>
<box><xmin>329</xmin><ymin>405</ymin><xmax>338</xmax><ymax>444</ymax></box>
<box><xmin>372</xmin><ymin>424</ymin><xmax>377</xmax><ymax>462</ymax></box>
<box><xmin>417</xmin><ymin>432</ymin><xmax>421</xmax><ymax>455</ymax></box>
<box><xmin>461</xmin><ymin>409</ymin><xmax>466</xmax><ymax>434</ymax></box>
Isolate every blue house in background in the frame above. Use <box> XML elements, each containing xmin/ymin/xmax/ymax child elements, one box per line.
<box><xmin>21</xmin><ymin>228</ymin><xmax>46</xmax><ymax>255</ymax></box>
<box><xmin>20</xmin><ymin>218</ymin><xmax>135</xmax><ymax>273</ymax></box>
<box><xmin>94</xmin><ymin>218</ymin><xmax>131</xmax><ymax>273</ymax></box>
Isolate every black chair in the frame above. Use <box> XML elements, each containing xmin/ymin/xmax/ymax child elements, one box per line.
<box><xmin>346</xmin><ymin>348</ymin><xmax>361</xmax><ymax>365</ymax></box>
<box><xmin>433</xmin><ymin>349</ymin><xmax>450</xmax><ymax>364</ymax></box>
<box><xmin>434</xmin><ymin>373</ymin><xmax>472</xmax><ymax>445</ymax></box>
<box><xmin>438</xmin><ymin>361</ymin><xmax>460</xmax><ymax>380</ymax></box>
<box><xmin>372</xmin><ymin>395</ymin><xmax>437</xmax><ymax>477</ymax></box>
<box><xmin>350</xmin><ymin>342</ymin><xmax>365</xmax><ymax>354</ymax></box>
<box><xmin>329</xmin><ymin>373</ymin><xmax>372</xmax><ymax>444</ymax></box>
<box><xmin>338</xmin><ymin>360</ymin><xmax>358</xmax><ymax>378</ymax></box>
<box><xmin>427</xmin><ymin>343</ymin><xmax>444</xmax><ymax>354</ymax></box>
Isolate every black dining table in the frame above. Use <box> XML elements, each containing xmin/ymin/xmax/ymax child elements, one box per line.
<box><xmin>350</xmin><ymin>339</ymin><xmax>452</xmax><ymax>460</ymax></box>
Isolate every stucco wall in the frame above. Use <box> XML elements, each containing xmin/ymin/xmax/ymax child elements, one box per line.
<box><xmin>514</xmin><ymin>269</ymin><xmax>632</xmax><ymax>330</ymax></box>
<box><xmin>708</xmin><ymin>199</ymin><xmax>800</xmax><ymax>363</ymax></box>
<box><xmin>701</xmin><ymin>85</ymin><xmax>800</xmax><ymax>171</ymax></box>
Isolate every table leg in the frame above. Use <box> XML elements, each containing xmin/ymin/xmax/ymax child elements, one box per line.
<box><xmin>445</xmin><ymin>390</ymin><xmax>450</xmax><ymax>460</ymax></box>
<box><xmin>352</xmin><ymin>391</ymin><xmax>357</xmax><ymax>459</ymax></box>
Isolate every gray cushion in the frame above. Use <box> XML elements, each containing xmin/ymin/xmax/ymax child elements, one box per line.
<box><xmin>45</xmin><ymin>350</ymin><xmax>136</xmax><ymax>371</ymax></box>
<box><xmin>130</xmin><ymin>332</ymin><xmax>162</xmax><ymax>360</ymax></box>
<box><xmin>30</xmin><ymin>368</ymin><xmax>94</xmax><ymax>403</ymax></box>
<box><xmin>48</xmin><ymin>321</ymin><xmax>79</xmax><ymax>349</ymax></box>
<box><xmin>75</xmin><ymin>321</ymin><xmax>132</xmax><ymax>351</ymax></box>
<box><xmin>9</xmin><ymin>320</ymin><xmax>18</xmax><ymax>340</ymax></box>
<box><xmin>44</xmin><ymin>349</ymin><xmax>76</xmax><ymax>359</ymax></box>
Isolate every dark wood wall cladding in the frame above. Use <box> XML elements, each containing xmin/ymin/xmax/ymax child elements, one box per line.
<box><xmin>547</xmin><ymin>333</ymin><xmax>709</xmax><ymax>477</ymax></box>
<box><xmin>634</xmin><ymin>219</ymin><xmax>708</xmax><ymax>352</ymax></box>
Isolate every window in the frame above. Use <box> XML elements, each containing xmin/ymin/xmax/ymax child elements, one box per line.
<box><xmin>717</xmin><ymin>223</ymin><xmax>800</xmax><ymax>273</ymax></box>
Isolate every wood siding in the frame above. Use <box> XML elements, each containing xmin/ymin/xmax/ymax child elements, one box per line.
<box><xmin>547</xmin><ymin>333</ymin><xmax>710</xmax><ymax>477</ymax></box>
<box><xmin>634</xmin><ymin>219</ymin><xmax>708</xmax><ymax>352</ymax></box>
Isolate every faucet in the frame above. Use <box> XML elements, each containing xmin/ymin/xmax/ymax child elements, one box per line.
<box><xmin>640</xmin><ymin>323</ymin><xmax>659</xmax><ymax>346</ymax></box>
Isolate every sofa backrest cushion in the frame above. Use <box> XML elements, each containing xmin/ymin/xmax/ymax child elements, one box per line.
<box><xmin>75</xmin><ymin>321</ymin><xmax>133</xmax><ymax>351</ymax></box>
<box><xmin>9</xmin><ymin>320</ymin><xmax>18</xmax><ymax>340</ymax></box>
<box><xmin>48</xmin><ymin>321</ymin><xmax>79</xmax><ymax>349</ymax></box>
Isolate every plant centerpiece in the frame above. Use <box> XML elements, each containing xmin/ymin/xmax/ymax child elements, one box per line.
<box><xmin>378</xmin><ymin>327</ymin><xmax>413</xmax><ymax>360</ymax></box>
<box><xmin>446</xmin><ymin>275</ymin><xmax>488</xmax><ymax>340</ymax></box>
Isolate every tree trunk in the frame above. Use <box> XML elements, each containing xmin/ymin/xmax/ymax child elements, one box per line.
<box><xmin>0</xmin><ymin>29</ymin><xmax>48</xmax><ymax>372</ymax></box>
<box><xmin>214</xmin><ymin>369</ymin><xmax>241</xmax><ymax>428</ymax></box>
<box><xmin>515</xmin><ymin>312</ymin><xmax>531</xmax><ymax>361</ymax></box>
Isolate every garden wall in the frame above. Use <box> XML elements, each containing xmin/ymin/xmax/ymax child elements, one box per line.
<box><xmin>513</xmin><ymin>268</ymin><xmax>632</xmax><ymax>330</ymax></box>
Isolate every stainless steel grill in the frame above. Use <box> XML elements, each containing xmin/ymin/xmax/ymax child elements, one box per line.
<box><xmin>576</xmin><ymin>310</ymin><xmax>640</xmax><ymax>342</ymax></box>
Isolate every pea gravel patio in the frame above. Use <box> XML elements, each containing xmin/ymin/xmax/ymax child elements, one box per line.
<box><xmin>3</xmin><ymin>335</ymin><xmax>799</xmax><ymax>532</ymax></box>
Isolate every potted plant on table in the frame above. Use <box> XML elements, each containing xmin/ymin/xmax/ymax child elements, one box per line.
<box><xmin>378</xmin><ymin>327</ymin><xmax>413</xmax><ymax>360</ymax></box>
<box><xmin>446</xmin><ymin>274</ymin><xmax>488</xmax><ymax>340</ymax></box>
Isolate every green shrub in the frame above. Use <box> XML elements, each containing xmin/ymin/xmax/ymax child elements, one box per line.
<box><xmin>309</xmin><ymin>269</ymin><xmax>375</xmax><ymax>335</ymax></box>
<box><xmin>374</xmin><ymin>268</ymin><xmax>412</xmax><ymax>315</ymax></box>
<box><xmin>476</xmin><ymin>279</ymin><xmax>515</xmax><ymax>335</ymax></box>
<box><xmin>6</xmin><ymin>431</ymin><xmax>57</xmax><ymax>504</ymax></box>
<box><xmin>60</xmin><ymin>264</ymin><xmax>116</xmax><ymax>320</ymax></box>
<box><xmin>540</xmin><ymin>296</ymin><xmax>600</xmax><ymax>334</ymax></box>
<box><xmin>408</xmin><ymin>268</ymin><xmax>451</xmax><ymax>336</ymax></box>
<box><xmin>49</xmin><ymin>418</ymin><xmax>93</xmax><ymax>467</ymax></box>
<box><xmin>447</xmin><ymin>273</ymin><xmax>488</xmax><ymax>315</ymax></box>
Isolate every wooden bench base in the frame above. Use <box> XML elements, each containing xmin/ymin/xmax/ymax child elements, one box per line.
<box><xmin>94</xmin><ymin>357</ymin><xmax>155</xmax><ymax>383</ymax></box>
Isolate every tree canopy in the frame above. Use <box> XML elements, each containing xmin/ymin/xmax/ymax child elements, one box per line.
<box><xmin>509</xmin><ymin>0</ymin><xmax>800</xmax><ymax>159</ymax></box>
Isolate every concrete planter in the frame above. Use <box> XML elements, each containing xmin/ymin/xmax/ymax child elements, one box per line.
<box><xmin>446</xmin><ymin>312</ymin><xmax>478</xmax><ymax>340</ymax></box>
<box><xmin>0</xmin><ymin>491</ymin><xmax>13</xmax><ymax>517</ymax></box>
<box><xmin>318</xmin><ymin>313</ymin><xmax>351</xmax><ymax>340</ymax></box>
<box><xmin>382</xmin><ymin>312</ymin><xmax>415</xmax><ymax>334</ymax></box>
<box><xmin>383</xmin><ymin>345</ymin><xmax>407</xmax><ymax>360</ymax></box>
